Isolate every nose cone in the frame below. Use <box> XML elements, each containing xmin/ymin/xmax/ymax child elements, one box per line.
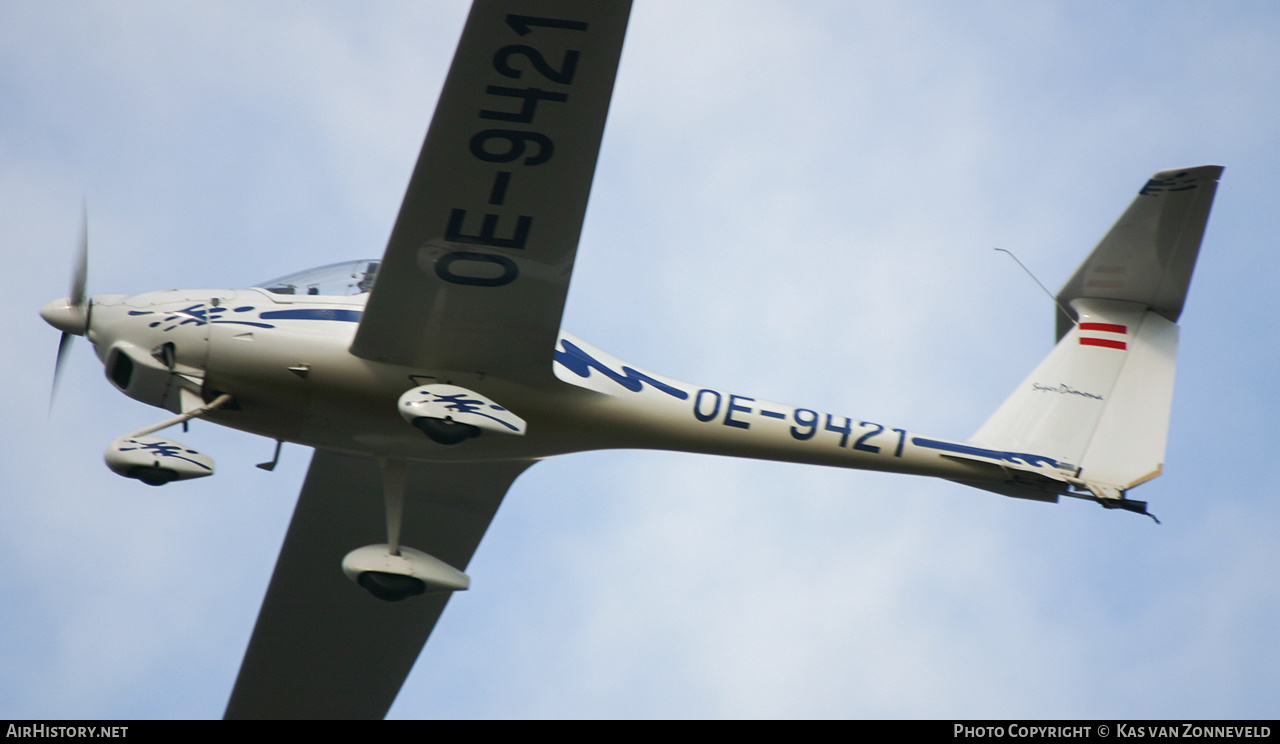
<box><xmin>40</xmin><ymin>297</ymin><xmax>88</xmax><ymax>336</ymax></box>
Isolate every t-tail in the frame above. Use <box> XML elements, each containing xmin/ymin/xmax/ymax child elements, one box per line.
<box><xmin>961</xmin><ymin>165</ymin><xmax>1223</xmax><ymax>520</ymax></box>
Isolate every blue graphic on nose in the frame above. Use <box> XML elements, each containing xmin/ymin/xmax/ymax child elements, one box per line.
<box><xmin>129</xmin><ymin>305</ymin><xmax>274</xmax><ymax>331</ymax></box>
<box><xmin>130</xmin><ymin>304</ymin><xmax>364</xmax><ymax>331</ymax></box>
<box><xmin>258</xmin><ymin>309</ymin><xmax>362</xmax><ymax>322</ymax></box>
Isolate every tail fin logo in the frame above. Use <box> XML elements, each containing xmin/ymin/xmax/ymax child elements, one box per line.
<box><xmin>1139</xmin><ymin>170</ymin><xmax>1201</xmax><ymax>195</ymax></box>
<box><xmin>1078</xmin><ymin>322</ymin><xmax>1128</xmax><ymax>351</ymax></box>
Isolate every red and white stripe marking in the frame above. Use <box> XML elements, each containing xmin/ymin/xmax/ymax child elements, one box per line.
<box><xmin>1078</xmin><ymin>322</ymin><xmax>1127</xmax><ymax>350</ymax></box>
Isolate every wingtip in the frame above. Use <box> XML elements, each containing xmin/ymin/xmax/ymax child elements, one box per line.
<box><xmin>1152</xmin><ymin>164</ymin><xmax>1224</xmax><ymax>181</ymax></box>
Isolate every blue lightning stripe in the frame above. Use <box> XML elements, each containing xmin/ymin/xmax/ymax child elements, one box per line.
<box><xmin>912</xmin><ymin>437</ymin><xmax>1068</xmax><ymax>470</ymax></box>
<box><xmin>555</xmin><ymin>339</ymin><xmax>689</xmax><ymax>400</ymax></box>
<box><xmin>258</xmin><ymin>309</ymin><xmax>363</xmax><ymax>322</ymax></box>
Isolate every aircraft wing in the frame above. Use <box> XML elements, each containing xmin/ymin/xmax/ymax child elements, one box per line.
<box><xmin>351</xmin><ymin>0</ymin><xmax>632</xmax><ymax>384</ymax></box>
<box><xmin>225</xmin><ymin>450</ymin><xmax>532</xmax><ymax>719</ymax></box>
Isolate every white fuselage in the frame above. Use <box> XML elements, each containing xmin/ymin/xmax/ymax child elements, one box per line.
<box><xmin>86</xmin><ymin>287</ymin><xmax>1039</xmax><ymax>487</ymax></box>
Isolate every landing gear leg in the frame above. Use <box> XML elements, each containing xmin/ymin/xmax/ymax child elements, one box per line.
<box><xmin>383</xmin><ymin>458</ymin><xmax>406</xmax><ymax>557</ymax></box>
<box><xmin>341</xmin><ymin>458</ymin><xmax>471</xmax><ymax>601</ymax></box>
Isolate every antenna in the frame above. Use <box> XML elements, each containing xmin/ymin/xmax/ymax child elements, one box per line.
<box><xmin>993</xmin><ymin>248</ymin><xmax>1076</xmax><ymax>328</ymax></box>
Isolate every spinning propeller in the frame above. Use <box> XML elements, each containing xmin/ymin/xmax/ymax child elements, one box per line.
<box><xmin>41</xmin><ymin>207</ymin><xmax>91</xmax><ymax>406</ymax></box>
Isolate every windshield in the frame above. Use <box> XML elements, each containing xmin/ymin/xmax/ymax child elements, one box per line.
<box><xmin>256</xmin><ymin>260</ymin><xmax>380</xmax><ymax>296</ymax></box>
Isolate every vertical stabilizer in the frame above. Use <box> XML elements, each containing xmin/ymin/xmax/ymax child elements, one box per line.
<box><xmin>971</xmin><ymin>166</ymin><xmax>1220</xmax><ymax>500</ymax></box>
<box><xmin>1055</xmin><ymin>165</ymin><xmax>1222</xmax><ymax>339</ymax></box>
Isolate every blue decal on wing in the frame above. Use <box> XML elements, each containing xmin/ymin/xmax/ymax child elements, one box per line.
<box><xmin>912</xmin><ymin>437</ymin><xmax>1067</xmax><ymax>470</ymax></box>
<box><xmin>259</xmin><ymin>309</ymin><xmax>363</xmax><ymax>322</ymax></box>
<box><xmin>555</xmin><ymin>340</ymin><xmax>689</xmax><ymax>400</ymax></box>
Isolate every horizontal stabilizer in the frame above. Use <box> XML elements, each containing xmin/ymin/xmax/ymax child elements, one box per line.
<box><xmin>1056</xmin><ymin>165</ymin><xmax>1222</xmax><ymax>339</ymax></box>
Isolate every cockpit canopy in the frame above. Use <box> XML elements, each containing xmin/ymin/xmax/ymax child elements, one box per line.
<box><xmin>256</xmin><ymin>260</ymin><xmax>380</xmax><ymax>296</ymax></box>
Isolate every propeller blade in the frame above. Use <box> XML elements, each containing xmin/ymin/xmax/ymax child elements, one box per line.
<box><xmin>51</xmin><ymin>331</ymin><xmax>75</xmax><ymax>412</ymax></box>
<box><xmin>70</xmin><ymin>204</ymin><xmax>87</xmax><ymax>307</ymax></box>
<box><xmin>49</xmin><ymin>204</ymin><xmax>90</xmax><ymax>412</ymax></box>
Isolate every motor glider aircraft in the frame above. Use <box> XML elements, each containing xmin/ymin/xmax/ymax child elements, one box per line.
<box><xmin>39</xmin><ymin>0</ymin><xmax>1221</xmax><ymax>720</ymax></box>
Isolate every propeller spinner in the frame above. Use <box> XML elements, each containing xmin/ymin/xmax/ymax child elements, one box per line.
<box><xmin>41</xmin><ymin>209</ymin><xmax>90</xmax><ymax>404</ymax></box>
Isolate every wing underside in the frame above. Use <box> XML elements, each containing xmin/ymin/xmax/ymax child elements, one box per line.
<box><xmin>225</xmin><ymin>450</ymin><xmax>532</xmax><ymax>719</ymax></box>
<box><xmin>351</xmin><ymin>0</ymin><xmax>633</xmax><ymax>383</ymax></box>
<box><xmin>229</xmin><ymin>1</ymin><xmax>632</xmax><ymax>718</ymax></box>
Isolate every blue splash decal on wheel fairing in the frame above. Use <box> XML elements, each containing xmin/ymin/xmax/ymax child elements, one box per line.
<box><xmin>118</xmin><ymin>439</ymin><xmax>212</xmax><ymax>470</ymax></box>
<box><xmin>410</xmin><ymin>391</ymin><xmax>521</xmax><ymax>431</ymax></box>
<box><xmin>555</xmin><ymin>339</ymin><xmax>689</xmax><ymax>400</ymax></box>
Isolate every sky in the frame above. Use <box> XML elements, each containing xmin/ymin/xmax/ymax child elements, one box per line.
<box><xmin>3</xmin><ymin>0</ymin><xmax>1279</xmax><ymax>720</ymax></box>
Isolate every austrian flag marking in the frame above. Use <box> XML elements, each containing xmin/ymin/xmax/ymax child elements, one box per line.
<box><xmin>1078</xmin><ymin>322</ymin><xmax>1128</xmax><ymax>350</ymax></box>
